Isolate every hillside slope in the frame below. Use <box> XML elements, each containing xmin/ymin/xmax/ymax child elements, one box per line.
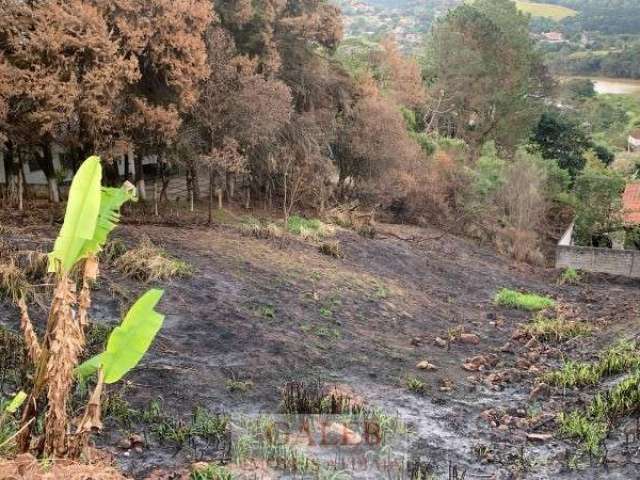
<box><xmin>1</xmin><ymin>221</ymin><xmax>639</xmax><ymax>478</ymax></box>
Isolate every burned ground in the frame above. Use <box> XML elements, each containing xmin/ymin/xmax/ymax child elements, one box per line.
<box><xmin>1</xmin><ymin>220</ymin><xmax>639</xmax><ymax>479</ymax></box>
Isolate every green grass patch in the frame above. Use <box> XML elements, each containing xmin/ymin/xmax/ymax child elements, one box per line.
<box><xmin>191</xmin><ymin>464</ymin><xmax>234</xmax><ymax>480</ymax></box>
<box><xmin>405</xmin><ymin>376</ymin><xmax>426</xmax><ymax>394</ymax></box>
<box><xmin>494</xmin><ymin>288</ymin><xmax>555</xmax><ymax>311</ymax></box>
<box><xmin>557</xmin><ymin>410</ymin><xmax>607</xmax><ymax>458</ymax></box>
<box><xmin>0</xmin><ymin>396</ymin><xmax>21</xmax><ymax>455</ymax></box>
<box><xmin>287</xmin><ymin>215</ymin><xmax>332</xmax><ymax>241</ymax></box>
<box><xmin>558</xmin><ymin>267</ymin><xmax>581</xmax><ymax>286</ymax></box>
<box><xmin>226</xmin><ymin>379</ymin><xmax>254</xmax><ymax>394</ymax></box>
<box><xmin>515</xmin><ymin>0</ymin><xmax>577</xmax><ymax>20</ymax></box>
<box><xmin>558</xmin><ymin>369</ymin><xmax>640</xmax><ymax>460</ymax></box>
<box><xmin>523</xmin><ymin>315</ymin><xmax>590</xmax><ymax>343</ymax></box>
<box><xmin>544</xmin><ymin>340</ymin><xmax>640</xmax><ymax>388</ymax></box>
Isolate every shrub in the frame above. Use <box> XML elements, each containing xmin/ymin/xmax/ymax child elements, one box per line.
<box><xmin>318</xmin><ymin>241</ymin><xmax>341</xmax><ymax>258</ymax></box>
<box><xmin>116</xmin><ymin>236</ymin><xmax>192</xmax><ymax>281</ymax></box>
<box><xmin>494</xmin><ymin>288</ymin><xmax>555</xmax><ymax>311</ymax></box>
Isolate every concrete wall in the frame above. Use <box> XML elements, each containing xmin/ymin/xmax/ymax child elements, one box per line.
<box><xmin>0</xmin><ymin>145</ymin><xmax>142</xmax><ymax>184</ymax></box>
<box><xmin>556</xmin><ymin>223</ymin><xmax>640</xmax><ymax>278</ymax></box>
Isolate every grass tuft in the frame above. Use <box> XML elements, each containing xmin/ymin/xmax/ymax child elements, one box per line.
<box><xmin>226</xmin><ymin>379</ymin><xmax>254</xmax><ymax>394</ymax></box>
<box><xmin>523</xmin><ymin>315</ymin><xmax>590</xmax><ymax>343</ymax></box>
<box><xmin>557</xmin><ymin>410</ymin><xmax>606</xmax><ymax>458</ymax></box>
<box><xmin>287</xmin><ymin>215</ymin><xmax>333</xmax><ymax>241</ymax></box>
<box><xmin>494</xmin><ymin>288</ymin><xmax>555</xmax><ymax>311</ymax></box>
<box><xmin>102</xmin><ymin>239</ymin><xmax>128</xmax><ymax>263</ymax></box>
<box><xmin>544</xmin><ymin>340</ymin><xmax>640</xmax><ymax>388</ymax></box>
<box><xmin>0</xmin><ymin>260</ymin><xmax>29</xmax><ymax>304</ymax></box>
<box><xmin>405</xmin><ymin>376</ymin><xmax>426</xmax><ymax>395</ymax></box>
<box><xmin>115</xmin><ymin>236</ymin><xmax>192</xmax><ymax>281</ymax></box>
<box><xmin>191</xmin><ymin>464</ymin><xmax>234</xmax><ymax>480</ymax></box>
<box><xmin>318</xmin><ymin>241</ymin><xmax>341</xmax><ymax>258</ymax></box>
<box><xmin>558</xmin><ymin>267</ymin><xmax>581</xmax><ymax>286</ymax></box>
<box><xmin>557</xmin><ymin>368</ymin><xmax>640</xmax><ymax>460</ymax></box>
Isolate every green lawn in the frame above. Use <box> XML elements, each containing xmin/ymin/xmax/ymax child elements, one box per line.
<box><xmin>515</xmin><ymin>0</ymin><xmax>577</xmax><ymax>20</ymax></box>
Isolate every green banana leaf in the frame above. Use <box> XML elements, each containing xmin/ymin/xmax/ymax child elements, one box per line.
<box><xmin>78</xmin><ymin>185</ymin><xmax>137</xmax><ymax>259</ymax></box>
<box><xmin>48</xmin><ymin>156</ymin><xmax>102</xmax><ymax>273</ymax></box>
<box><xmin>4</xmin><ymin>391</ymin><xmax>26</xmax><ymax>414</ymax></box>
<box><xmin>77</xmin><ymin>289</ymin><xmax>165</xmax><ymax>384</ymax></box>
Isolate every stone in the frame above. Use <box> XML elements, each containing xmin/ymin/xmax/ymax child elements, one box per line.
<box><xmin>410</xmin><ymin>337</ymin><xmax>421</xmax><ymax>346</ymax></box>
<box><xmin>458</xmin><ymin>333</ymin><xmax>480</xmax><ymax>345</ymax></box>
<box><xmin>529</xmin><ymin>383</ymin><xmax>550</xmax><ymax>401</ymax></box>
<box><xmin>526</xmin><ymin>433</ymin><xmax>553</xmax><ymax>442</ymax></box>
<box><xmin>435</xmin><ymin>337</ymin><xmax>447</xmax><ymax>348</ymax></box>
<box><xmin>499</xmin><ymin>342</ymin><xmax>513</xmax><ymax>353</ymax></box>
<box><xmin>130</xmin><ymin>434</ymin><xmax>145</xmax><ymax>448</ymax></box>
<box><xmin>327</xmin><ymin>422</ymin><xmax>362</xmax><ymax>445</ymax></box>
<box><xmin>416</xmin><ymin>360</ymin><xmax>437</xmax><ymax>370</ymax></box>
<box><xmin>117</xmin><ymin>438</ymin><xmax>131</xmax><ymax>450</ymax></box>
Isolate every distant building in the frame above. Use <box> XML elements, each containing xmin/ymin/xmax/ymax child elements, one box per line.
<box><xmin>623</xmin><ymin>181</ymin><xmax>640</xmax><ymax>225</ymax></box>
<box><xmin>541</xmin><ymin>31</ymin><xmax>565</xmax><ymax>44</ymax></box>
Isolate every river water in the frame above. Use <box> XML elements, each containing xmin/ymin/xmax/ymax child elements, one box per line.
<box><xmin>566</xmin><ymin>76</ymin><xmax>640</xmax><ymax>95</ymax></box>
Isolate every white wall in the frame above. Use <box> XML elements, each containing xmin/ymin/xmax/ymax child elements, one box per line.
<box><xmin>0</xmin><ymin>143</ymin><xmax>155</xmax><ymax>185</ymax></box>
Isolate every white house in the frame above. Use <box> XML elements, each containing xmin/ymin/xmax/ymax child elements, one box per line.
<box><xmin>0</xmin><ymin>145</ymin><xmax>157</xmax><ymax>186</ymax></box>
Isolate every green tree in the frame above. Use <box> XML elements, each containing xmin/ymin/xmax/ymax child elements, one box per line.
<box><xmin>530</xmin><ymin>111</ymin><xmax>592</xmax><ymax>178</ymax></box>
<box><xmin>573</xmin><ymin>168</ymin><xmax>625</xmax><ymax>247</ymax></box>
<box><xmin>423</xmin><ymin>0</ymin><xmax>549</xmax><ymax>154</ymax></box>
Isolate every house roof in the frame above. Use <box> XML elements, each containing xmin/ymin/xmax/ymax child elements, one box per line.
<box><xmin>623</xmin><ymin>182</ymin><xmax>640</xmax><ymax>224</ymax></box>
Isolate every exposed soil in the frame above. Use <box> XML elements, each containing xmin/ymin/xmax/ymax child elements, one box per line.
<box><xmin>1</xmin><ymin>219</ymin><xmax>639</xmax><ymax>479</ymax></box>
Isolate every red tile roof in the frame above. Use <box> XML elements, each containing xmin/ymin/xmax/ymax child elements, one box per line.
<box><xmin>623</xmin><ymin>182</ymin><xmax>640</xmax><ymax>225</ymax></box>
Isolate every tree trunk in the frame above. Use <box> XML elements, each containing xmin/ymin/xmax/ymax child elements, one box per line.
<box><xmin>134</xmin><ymin>155</ymin><xmax>146</xmax><ymax>200</ymax></box>
<box><xmin>37</xmin><ymin>143</ymin><xmax>60</xmax><ymax>204</ymax></box>
<box><xmin>17</xmin><ymin>163</ymin><xmax>24</xmax><ymax>212</ymax></box>
<box><xmin>124</xmin><ymin>153</ymin><xmax>131</xmax><ymax>181</ymax></box>
<box><xmin>208</xmin><ymin>167</ymin><xmax>213</xmax><ymax>225</ymax></box>
<box><xmin>3</xmin><ymin>142</ymin><xmax>19</xmax><ymax>207</ymax></box>
<box><xmin>227</xmin><ymin>173</ymin><xmax>235</xmax><ymax>200</ymax></box>
<box><xmin>191</xmin><ymin>166</ymin><xmax>200</xmax><ymax>201</ymax></box>
<box><xmin>217</xmin><ymin>188</ymin><xmax>223</xmax><ymax>210</ymax></box>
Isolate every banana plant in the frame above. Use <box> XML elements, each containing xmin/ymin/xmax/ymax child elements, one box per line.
<box><xmin>0</xmin><ymin>391</ymin><xmax>27</xmax><ymax>449</ymax></box>
<box><xmin>78</xmin><ymin>289</ymin><xmax>166</xmax><ymax>384</ymax></box>
<box><xmin>18</xmin><ymin>155</ymin><xmax>138</xmax><ymax>456</ymax></box>
<box><xmin>48</xmin><ymin>156</ymin><xmax>137</xmax><ymax>274</ymax></box>
<box><xmin>4</xmin><ymin>391</ymin><xmax>26</xmax><ymax>414</ymax></box>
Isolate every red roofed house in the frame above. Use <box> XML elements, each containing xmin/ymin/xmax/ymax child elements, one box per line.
<box><xmin>541</xmin><ymin>31</ymin><xmax>565</xmax><ymax>43</ymax></box>
<box><xmin>629</xmin><ymin>129</ymin><xmax>640</xmax><ymax>152</ymax></box>
<box><xmin>623</xmin><ymin>181</ymin><xmax>640</xmax><ymax>225</ymax></box>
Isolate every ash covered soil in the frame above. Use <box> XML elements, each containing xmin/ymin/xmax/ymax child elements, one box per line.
<box><xmin>2</xmin><ymin>220</ymin><xmax>640</xmax><ymax>479</ymax></box>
